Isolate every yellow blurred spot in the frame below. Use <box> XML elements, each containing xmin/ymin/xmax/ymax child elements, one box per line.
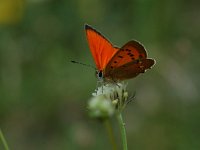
<box><xmin>0</xmin><ymin>0</ymin><xmax>25</xmax><ymax>25</ymax></box>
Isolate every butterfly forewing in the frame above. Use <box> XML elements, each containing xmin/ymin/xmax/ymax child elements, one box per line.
<box><xmin>85</xmin><ymin>24</ymin><xmax>118</xmax><ymax>70</ymax></box>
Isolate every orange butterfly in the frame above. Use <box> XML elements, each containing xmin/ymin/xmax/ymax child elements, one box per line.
<box><xmin>85</xmin><ymin>24</ymin><xmax>155</xmax><ymax>81</ymax></box>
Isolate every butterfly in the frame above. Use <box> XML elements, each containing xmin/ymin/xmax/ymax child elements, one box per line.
<box><xmin>85</xmin><ymin>24</ymin><xmax>155</xmax><ymax>81</ymax></box>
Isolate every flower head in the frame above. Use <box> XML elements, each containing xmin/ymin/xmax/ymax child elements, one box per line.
<box><xmin>88</xmin><ymin>82</ymin><xmax>129</xmax><ymax>119</ymax></box>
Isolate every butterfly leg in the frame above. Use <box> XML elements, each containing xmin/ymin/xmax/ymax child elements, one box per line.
<box><xmin>95</xmin><ymin>80</ymin><xmax>104</xmax><ymax>94</ymax></box>
<box><xmin>95</xmin><ymin>81</ymin><xmax>100</xmax><ymax>95</ymax></box>
<box><xmin>101</xmin><ymin>80</ymin><xmax>107</xmax><ymax>93</ymax></box>
<box><xmin>111</xmin><ymin>78</ymin><xmax>120</xmax><ymax>87</ymax></box>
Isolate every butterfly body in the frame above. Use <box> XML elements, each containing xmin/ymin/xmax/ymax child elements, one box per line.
<box><xmin>85</xmin><ymin>24</ymin><xmax>155</xmax><ymax>81</ymax></box>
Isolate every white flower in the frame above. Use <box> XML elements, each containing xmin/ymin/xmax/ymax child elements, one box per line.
<box><xmin>88</xmin><ymin>82</ymin><xmax>129</xmax><ymax>119</ymax></box>
<box><xmin>88</xmin><ymin>95</ymin><xmax>115</xmax><ymax>118</ymax></box>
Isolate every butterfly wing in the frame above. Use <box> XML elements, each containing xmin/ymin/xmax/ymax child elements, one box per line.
<box><xmin>107</xmin><ymin>59</ymin><xmax>155</xmax><ymax>80</ymax></box>
<box><xmin>85</xmin><ymin>24</ymin><xmax>118</xmax><ymax>70</ymax></box>
<box><xmin>104</xmin><ymin>40</ymin><xmax>155</xmax><ymax>80</ymax></box>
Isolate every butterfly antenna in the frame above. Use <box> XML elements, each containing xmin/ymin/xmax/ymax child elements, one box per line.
<box><xmin>71</xmin><ymin>60</ymin><xmax>96</xmax><ymax>70</ymax></box>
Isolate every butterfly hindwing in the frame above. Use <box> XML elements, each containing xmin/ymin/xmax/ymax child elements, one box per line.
<box><xmin>106</xmin><ymin>59</ymin><xmax>155</xmax><ymax>80</ymax></box>
<box><xmin>104</xmin><ymin>40</ymin><xmax>149</xmax><ymax>78</ymax></box>
<box><xmin>85</xmin><ymin>24</ymin><xmax>118</xmax><ymax>70</ymax></box>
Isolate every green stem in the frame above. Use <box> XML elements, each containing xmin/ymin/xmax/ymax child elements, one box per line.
<box><xmin>117</xmin><ymin>113</ymin><xmax>128</xmax><ymax>150</ymax></box>
<box><xmin>0</xmin><ymin>129</ymin><xmax>10</xmax><ymax>150</ymax></box>
<box><xmin>104</xmin><ymin>119</ymin><xmax>118</xmax><ymax>150</ymax></box>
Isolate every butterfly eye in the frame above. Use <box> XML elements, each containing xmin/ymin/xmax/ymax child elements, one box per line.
<box><xmin>96</xmin><ymin>70</ymin><xmax>104</xmax><ymax>80</ymax></box>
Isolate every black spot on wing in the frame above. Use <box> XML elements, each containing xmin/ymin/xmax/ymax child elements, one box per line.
<box><xmin>125</xmin><ymin>49</ymin><xmax>131</xmax><ymax>52</ymax></box>
<box><xmin>139</xmin><ymin>54</ymin><xmax>143</xmax><ymax>59</ymax></box>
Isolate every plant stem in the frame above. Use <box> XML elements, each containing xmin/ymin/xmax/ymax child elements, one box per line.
<box><xmin>117</xmin><ymin>113</ymin><xmax>128</xmax><ymax>150</ymax></box>
<box><xmin>0</xmin><ymin>129</ymin><xmax>10</xmax><ymax>150</ymax></box>
<box><xmin>104</xmin><ymin>119</ymin><xmax>118</xmax><ymax>150</ymax></box>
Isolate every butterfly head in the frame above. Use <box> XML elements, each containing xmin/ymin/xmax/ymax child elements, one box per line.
<box><xmin>96</xmin><ymin>70</ymin><xmax>104</xmax><ymax>81</ymax></box>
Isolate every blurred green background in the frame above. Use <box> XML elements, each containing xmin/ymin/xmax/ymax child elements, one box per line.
<box><xmin>0</xmin><ymin>0</ymin><xmax>200</xmax><ymax>149</ymax></box>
